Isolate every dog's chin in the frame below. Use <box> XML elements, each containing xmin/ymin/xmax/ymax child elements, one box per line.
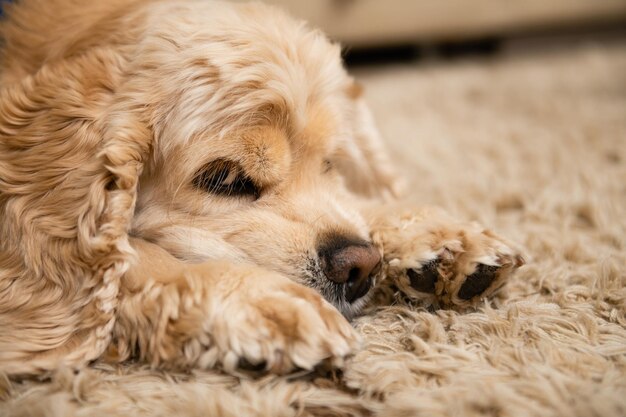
<box><xmin>334</xmin><ymin>293</ymin><xmax>371</xmax><ymax>320</ymax></box>
<box><xmin>299</xmin><ymin>275</ymin><xmax>371</xmax><ymax>318</ymax></box>
<box><xmin>333</xmin><ymin>292</ymin><xmax>372</xmax><ymax>320</ymax></box>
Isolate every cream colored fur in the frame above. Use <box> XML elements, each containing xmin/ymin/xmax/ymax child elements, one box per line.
<box><xmin>1</xmin><ymin>2</ymin><xmax>624</xmax><ymax>416</ymax></box>
<box><xmin>1</xmin><ymin>0</ymin><xmax>523</xmax><ymax>388</ymax></box>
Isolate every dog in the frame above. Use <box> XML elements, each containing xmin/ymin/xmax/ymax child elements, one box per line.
<box><xmin>0</xmin><ymin>0</ymin><xmax>524</xmax><ymax>375</ymax></box>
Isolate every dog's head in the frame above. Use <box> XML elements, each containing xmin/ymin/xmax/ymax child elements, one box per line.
<box><xmin>109</xmin><ymin>3</ymin><xmax>400</xmax><ymax>316</ymax></box>
<box><xmin>0</xmin><ymin>0</ymin><xmax>406</xmax><ymax>375</ymax></box>
<box><xmin>40</xmin><ymin>2</ymin><xmax>394</xmax><ymax>314</ymax></box>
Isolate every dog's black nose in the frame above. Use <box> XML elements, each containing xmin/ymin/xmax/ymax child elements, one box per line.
<box><xmin>319</xmin><ymin>236</ymin><xmax>381</xmax><ymax>303</ymax></box>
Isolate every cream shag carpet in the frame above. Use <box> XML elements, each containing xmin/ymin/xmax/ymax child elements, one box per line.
<box><xmin>1</xmin><ymin>40</ymin><xmax>625</xmax><ymax>417</ymax></box>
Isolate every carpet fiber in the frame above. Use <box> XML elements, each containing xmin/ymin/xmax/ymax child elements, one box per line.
<box><xmin>1</xmin><ymin>40</ymin><xmax>625</xmax><ymax>417</ymax></box>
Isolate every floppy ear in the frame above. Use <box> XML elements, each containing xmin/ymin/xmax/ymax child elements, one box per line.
<box><xmin>0</xmin><ymin>49</ymin><xmax>150</xmax><ymax>374</ymax></box>
<box><xmin>333</xmin><ymin>82</ymin><xmax>404</xmax><ymax>200</ymax></box>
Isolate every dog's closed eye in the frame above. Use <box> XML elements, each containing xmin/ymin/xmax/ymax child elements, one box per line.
<box><xmin>193</xmin><ymin>159</ymin><xmax>260</xmax><ymax>199</ymax></box>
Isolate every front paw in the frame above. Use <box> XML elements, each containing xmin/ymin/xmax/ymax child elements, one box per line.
<box><xmin>380</xmin><ymin>211</ymin><xmax>524</xmax><ymax>308</ymax></box>
<box><xmin>202</xmin><ymin>269</ymin><xmax>361</xmax><ymax>374</ymax></box>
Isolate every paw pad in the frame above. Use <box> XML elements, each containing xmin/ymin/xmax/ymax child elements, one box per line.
<box><xmin>407</xmin><ymin>260</ymin><xmax>438</xmax><ymax>294</ymax></box>
<box><xmin>400</xmin><ymin>242</ymin><xmax>523</xmax><ymax>308</ymax></box>
<box><xmin>458</xmin><ymin>264</ymin><xmax>498</xmax><ymax>300</ymax></box>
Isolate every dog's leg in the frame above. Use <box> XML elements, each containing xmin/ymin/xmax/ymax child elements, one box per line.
<box><xmin>367</xmin><ymin>205</ymin><xmax>525</xmax><ymax>308</ymax></box>
<box><xmin>107</xmin><ymin>238</ymin><xmax>359</xmax><ymax>373</ymax></box>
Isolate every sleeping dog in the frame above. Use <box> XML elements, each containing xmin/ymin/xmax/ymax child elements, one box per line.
<box><xmin>0</xmin><ymin>0</ymin><xmax>523</xmax><ymax>374</ymax></box>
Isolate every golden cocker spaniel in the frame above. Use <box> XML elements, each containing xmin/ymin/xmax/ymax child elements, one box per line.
<box><xmin>0</xmin><ymin>0</ymin><xmax>523</xmax><ymax>375</ymax></box>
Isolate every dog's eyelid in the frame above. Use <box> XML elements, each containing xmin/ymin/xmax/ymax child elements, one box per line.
<box><xmin>192</xmin><ymin>159</ymin><xmax>260</xmax><ymax>199</ymax></box>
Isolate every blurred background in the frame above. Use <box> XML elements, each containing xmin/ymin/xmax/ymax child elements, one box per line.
<box><xmin>232</xmin><ymin>0</ymin><xmax>626</xmax><ymax>64</ymax></box>
<box><xmin>230</xmin><ymin>0</ymin><xmax>626</xmax><ymax>230</ymax></box>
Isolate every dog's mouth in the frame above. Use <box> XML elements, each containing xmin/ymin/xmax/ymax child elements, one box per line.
<box><xmin>334</xmin><ymin>286</ymin><xmax>375</xmax><ymax>319</ymax></box>
<box><xmin>345</xmin><ymin>272</ymin><xmax>373</xmax><ymax>303</ymax></box>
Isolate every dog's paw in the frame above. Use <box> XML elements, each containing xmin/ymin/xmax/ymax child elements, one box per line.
<box><xmin>200</xmin><ymin>270</ymin><xmax>360</xmax><ymax>374</ymax></box>
<box><xmin>400</xmin><ymin>235</ymin><xmax>524</xmax><ymax>307</ymax></box>
<box><xmin>378</xmin><ymin>210</ymin><xmax>524</xmax><ymax>308</ymax></box>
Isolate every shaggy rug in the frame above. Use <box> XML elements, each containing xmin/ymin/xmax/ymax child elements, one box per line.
<box><xmin>1</xmin><ymin>39</ymin><xmax>625</xmax><ymax>417</ymax></box>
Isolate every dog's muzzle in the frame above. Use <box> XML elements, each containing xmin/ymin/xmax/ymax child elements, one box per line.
<box><xmin>318</xmin><ymin>235</ymin><xmax>381</xmax><ymax>303</ymax></box>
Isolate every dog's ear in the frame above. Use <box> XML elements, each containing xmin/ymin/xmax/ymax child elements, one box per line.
<box><xmin>0</xmin><ymin>49</ymin><xmax>150</xmax><ymax>374</ymax></box>
<box><xmin>331</xmin><ymin>82</ymin><xmax>404</xmax><ymax>200</ymax></box>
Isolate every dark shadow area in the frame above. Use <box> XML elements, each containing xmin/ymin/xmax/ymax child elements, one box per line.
<box><xmin>344</xmin><ymin>21</ymin><xmax>626</xmax><ymax>68</ymax></box>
